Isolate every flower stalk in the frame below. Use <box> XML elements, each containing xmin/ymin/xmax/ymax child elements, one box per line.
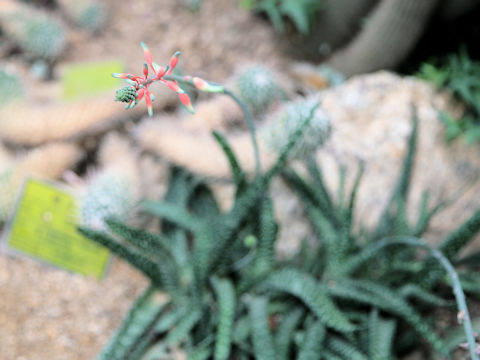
<box><xmin>163</xmin><ymin>74</ymin><xmax>261</xmax><ymax>176</ymax></box>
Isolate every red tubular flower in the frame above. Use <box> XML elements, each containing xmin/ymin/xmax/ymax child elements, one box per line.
<box><xmin>141</xmin><ymin>42</ymin><xmax>154</xmax><ymax>72</ymax></box>
<box><xmin>145</xmin><ymin>89</ymin><xmax>153</xmax><ymax>117</ymax></box>
<box><xmin>191</xmin><ymin>76</ymin><xmax>224</xmax><ymax>93</ymax></box>
<box><xmin>136</xmin><ymin>88</ymin><xmax>145</xmax><ymax>102</ymax></box>
<box><xmin>112</xmin><ymin>42</ymin><xmax>194</xmax><ymax>116</ymax></box>
<box><xmin>166</xmin><ymin>51</ymin><xmax>181</xmax><ymax>75</ymax></box>
<box><xmin>178</xmin><ymin>93</ymin><xmax>194</xmax><ymax>113</ymax></box>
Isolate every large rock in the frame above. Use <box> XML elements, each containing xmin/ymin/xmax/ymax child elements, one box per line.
<box><xmin>309</xmin><ymin>71</ymin><xmax>480</xmax><ymax>249</ymax></box>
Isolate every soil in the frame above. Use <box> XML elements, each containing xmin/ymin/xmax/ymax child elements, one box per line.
<box><xmin>64</xmin><ymin>0</ymin><xmax>287</xmax><ymax>85</ymax></box>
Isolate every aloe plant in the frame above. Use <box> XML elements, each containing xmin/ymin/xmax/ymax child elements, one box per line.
<box><xmin>79</xmin><ymin>104</ymin><xmax>480</xmax><ymax>359</ymax></box>
<box><xmin>79</xmin><ymin>47</ymin><xmax>480</xmax><ymax>358</ymax></box>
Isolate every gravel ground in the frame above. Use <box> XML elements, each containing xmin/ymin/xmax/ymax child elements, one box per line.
<box><xmin>0</xmin><ymin>256</ymin><xmax>148</xmax><ymax>360</ymax></box>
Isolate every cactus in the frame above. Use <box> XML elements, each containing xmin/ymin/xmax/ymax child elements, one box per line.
<box><xmin>80</xmin><ymin>134</ymin><xmax>141</xmax><ymax>231</ymax></box>
<box><xmin>57</xmin><ymin>0</ymin><xmax>108</xmax><ymax>33</ymax></box>
<box><xmin>285</xmin><ymin>0</ymin><xmax>477</xmax><ymax>73</ymax></box>
<box><xmin>0</xmin><ymin>67</ymin><xmax>23</xmax><ymax>106</ymax></box>
<box><xmin>263</xmin><ymin>97</ymin><xmax>331</xmax><ymax>160</ymax></box>
<box><xmin>0</xmin><ymin>3</ymin><xmax>67</xmax><ymax>61</ymax></box>
<box><xmin>327</xmin><ymin>0</ymin><xmax>440</xmax><ymax>76</ymax></box>
<box><xmin>0</xmin><ymin>87</ymin><xmax>178</xmax><ymax>146</ymax></box>
<box><xmin>81</xmin><ymin>171</ymin><xmax>137</xmax><ymax>231</ymax></box>
<box><xmin>234</xmin><ymin>65</ymin><xmax>283</xmax><ymax>113</ymax></box>
<box><xmin>283</xmin><ymin>0</ymin><xmax>377</xmax><ymax>60</ymax></box>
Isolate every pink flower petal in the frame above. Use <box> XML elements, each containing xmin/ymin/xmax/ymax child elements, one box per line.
<box><xmin>166</xmin><ymin>51</ymin><xmax>181</xmax><ymax>75</ymax></box>
<box><xmin>137</xmin><ymin>88</ymin><xmax>145</xmax><ymax>101</ymax></box>
<box><xmin>145</xmin><ymin>90</ymin><xmax>153</xmax><ymax>117</ymax></box>
<box><xmin>143</xmin><ymin>63</ymin><xmax>149</xmax><ymax>79</ymax></box>
<box><xmin>178</xmin><ymin>93</ymin><xmax>194</xmax><ymax>113</ymax></box>
<box><xmin>192</xmin><ymin>77</ymin><xmax>224</xmax><ymax>93</ymax></box>
<box><xmin>140</xmin><ymin>42</ymin><xmax>154</xmax><ymax>72</ymax></box>
<box><xmin>192</xmin><ymin>77</ymin><xmax>208</xmax><ymax>90</ymax></box>
<box><xmin>162</xmin><ymin>80</ymin><xmax>184</xmax><ymax>94</ymax></box>
<box><xmin>153</xmin><ymin>62</ymin><xmax>166</xmax><ymax>78</ymax></box>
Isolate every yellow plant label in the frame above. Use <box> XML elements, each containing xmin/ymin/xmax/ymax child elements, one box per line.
<box><xmin>62</xmin><ymin>60</ymin><xmax>124</xmax><ymax>100</ymax></box>
<box><xmin>5</xmin><ymin>178</ymin><xmax>110</xmax><ymax>279</ymax></box>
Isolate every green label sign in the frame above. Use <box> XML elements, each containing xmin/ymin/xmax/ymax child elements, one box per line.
<box><xmin>5</xmin><ymin>178</ymin><xmax>110</xmax><ymax>279</ymax></box>
<box><xmin>62</xmin><ymin>60</ymin><xmax>124</xmax><ymax>100</ymax></box>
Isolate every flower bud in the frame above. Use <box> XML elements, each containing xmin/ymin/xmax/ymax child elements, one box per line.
<box><xmin>115</xmin><ymin>86</ymin><xmax>137</xmax><ymax>103</ymax></box>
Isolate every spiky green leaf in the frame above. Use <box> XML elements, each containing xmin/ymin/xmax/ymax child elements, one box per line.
<box><xmin>327</xmin><ymin>279</ymin><xmax>444</xmax><ymax>352</ymax></box>
<box><xmin>105</xmin><ymin>218</ymin><xmax>173</xmax><ymax>255</ymax></box>
<box><xmin>439</xmin><ymin>208</ymin><xmax>480</xmax><ymax>261</ymax></box>
<box><xmin>248</xmin><ymin>296</ymin><xmax>277</xmax><ymax>360</ymax></box>
<box><xmin>78</xmin><ymin>227</ymin><xmax>163</xmax><ymax>285</ymax></box>
<box><xmin>261</xmin><ymin>268</ymin><xmax>355</xmax><ymax>332</ymax></box>
<box><xmin>297</xmin><ymin>320</ymin><xmax>326</xmax><ymax>360</ymax></box>
<box><xmin>141</xmin><ymin>200</ymin><xmax>202</xmax><ymax>232</ymax></box>
<box><xmin>369</xmin><ymin>309</ymin><xmax>396</xmax><ymax>360</ymax></box>
<box><xmin>327</xmin><ymin>336</ymin><xmax>368</xmax><ymax>360</ymax></box>
<box><xmin>212</xmin><ymin>130</ymin><xmax>246</xmax><ymax>192</ymax></box>
<box><xmin>211</xmin><ymin>277</ymin><xmax>236</xmax><ymax>360</ymax></box>
<box><xmin>97</xmin><ymin>285</ymin><xmax>167</xmax><ymax>360</ymax></box>
<box><xmin>274</xmin><ymin>308</ymin><xmax>304</xmax><ymax>360</ymax></box>
<box><xmin>165</xmin><ymin>306</ymin><xmax>203</xmax><ymax>346</ymax></box>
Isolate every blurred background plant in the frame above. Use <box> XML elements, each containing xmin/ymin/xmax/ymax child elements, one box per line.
<box><xmin>0</xmin><ymin>3</ymin><xmax>67</xmax><ymax>61</ymax></box>
<box><xmin>419</xmin><ymin>48</ymin><xmax>480</xmax><ymax>145</ymax></box>
<box><xmin>57</xmin><ymin>0</ymin><xmax>108</xmax><ymax>34</ymax></box>
<box><xmin>0</xmin><ymin>66</ymin><xmax>24</xmax><ymax>105</ymax></box>
<box><xmin>240</xmin><ymin>0</ymin><xmax>323</xmax><ymax>35</ymax></box>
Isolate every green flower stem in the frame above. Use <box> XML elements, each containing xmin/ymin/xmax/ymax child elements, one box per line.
<box><xmin>362</xmin><ymin>236</ymin><xmax>479</xmax><ymax>360</ymax></box>
<box><xmin>163</xmin><ymin>74</ymin><xmax>261</xmax><ymax>176</ymax></box>
<box><xmin>223</xmin><ymin>88</ymin><xmax>261</xmax><ymax>176</ymax></box>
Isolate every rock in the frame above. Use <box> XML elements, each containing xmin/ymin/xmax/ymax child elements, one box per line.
<box><xmin>310</xmin><ymin>71</ymin><xmax>480</xmax><ymax>250</ymax></box>
<box><xmin>0</xmin><ymin>256</ymin><xmax>147</xmax><ymax>360</ymax></box>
